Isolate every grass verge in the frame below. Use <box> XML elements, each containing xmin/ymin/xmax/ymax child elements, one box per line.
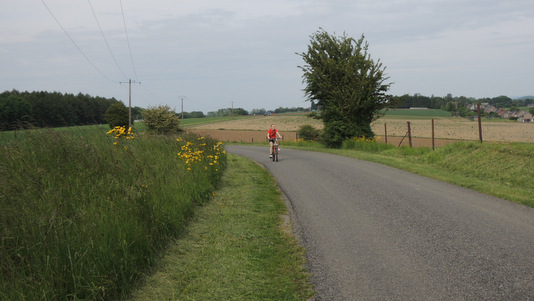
<box><xmin>129</xmin><ymin>154</ymin><xmax>314</xmax><ymax>301</ymax></box>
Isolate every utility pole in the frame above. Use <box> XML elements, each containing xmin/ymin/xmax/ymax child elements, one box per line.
<box><xmin>179</xmin><ymin>96</ymin><xmax>187</xmax><ymax>128</ymax></box>
<box><xmin>120</xmin><ymin>79</ymin><xmax>140</xmax><ymax>129</ymax></box>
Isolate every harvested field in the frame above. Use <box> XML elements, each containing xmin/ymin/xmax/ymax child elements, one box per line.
<box><xmin>375</xmin><ymin>117</ymin><xmax>534</xmax><ymax>142</ymax></box>
<box><xmin>188</xmin><ymin>114</ymin><xmax>534</xmax><ymax>146</ymax></box>
<box><xmin>188</xmin><ymin>115</ymin><xmax>323</xmax><ymax>132</ymax></box>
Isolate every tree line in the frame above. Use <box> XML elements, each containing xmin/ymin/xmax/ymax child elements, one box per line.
<box><xmin>4</xmin><ymin>87</ymin><xmax>532</xmax><ymax>133</ymax></box>
<box><xmin>206</xmin><ymin>108</ymin><xmax>248</xmax><ymax>117</ymax></box>
<box><xmin>207</xmin><ymin>106</ymin><xmax>313</xmax><ymax>117</ymax></box>
<box><xmin>397</xmin><ymin>93</ymin><xmax>534</xmax><ymax>111</ymax></box>
<box><xmin>0</xmin><ymin>90</ymin><xmax>143</xmax><ymax>131</ymax></box>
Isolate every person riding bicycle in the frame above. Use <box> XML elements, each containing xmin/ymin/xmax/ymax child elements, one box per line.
<box><xmin>267</xmin><ymin>124</ymin><xmax>282</xmax><ymax>158</ymax></box>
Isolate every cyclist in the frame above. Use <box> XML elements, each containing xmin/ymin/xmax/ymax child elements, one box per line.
<box><xmin>267</xmin><ymin>123</ymin><xmax>282</xmax><ymax>158</ymax></box>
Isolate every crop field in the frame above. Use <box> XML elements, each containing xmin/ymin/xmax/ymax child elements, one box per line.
<box><xmin>187</xmin><ymin>110</ymin><xmax>534</xmax><ymax>146</ymax></box>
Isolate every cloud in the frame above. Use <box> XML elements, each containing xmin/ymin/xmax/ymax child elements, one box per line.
<box><xmin>1</xmin><ymin>0</ymin><xmax>533</xmax><ymax>112</ymax></box>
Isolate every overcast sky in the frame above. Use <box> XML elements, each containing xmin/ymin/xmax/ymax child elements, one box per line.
<box><xmin>1</xmin><ymin>0</ymin><xmax>533</xmax><ymax>113</ymax></box>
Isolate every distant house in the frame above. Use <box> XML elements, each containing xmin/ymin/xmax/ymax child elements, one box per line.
<box><xmin>496</xmin><ymin>108</ymin><xmax>507</xmax><ymax>117</ymax></box>
<box><xmin>519</xmin><ymin>113</ymin><xmax>533</xmax><ymax>122</ymax></box>
<box><xmin>509</xmin><ymin>111</ymin><xmax>520</xmax><ymax>119</ymax></box>
<box><xmin>516</xmin><ymin>111</ymin><xmax>532</xmax><ymax>122</ymax></box>
<box><xmin>484</xmin><ymin>105</ymin><xmax>498</xmax><ymax>114</ymax></box>
<box><xmin>466</xmin><ymin>104</ymin><xmax>478</xmax><ymax>111</ymax></box>
<box><xmin>503</xmin><ymin>111</ymin><xmax>517</xmax><ymax>119</ymax></box>
<box><xmin>464</xmin><ymin>103</ymin><xmax>531</xmax><ymax>121</ymax></box>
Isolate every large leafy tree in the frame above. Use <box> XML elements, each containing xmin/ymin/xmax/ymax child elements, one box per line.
<box><xmin>298</xmin><ymin>29</ymin><xmax>393</xmax><ymax>147</ymax></box>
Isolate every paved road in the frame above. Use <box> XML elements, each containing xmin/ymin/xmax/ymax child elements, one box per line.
<box><xmin>226</xmin><ymin>145</ymin><xmax>534</xmax><ymax>300</ymax></box>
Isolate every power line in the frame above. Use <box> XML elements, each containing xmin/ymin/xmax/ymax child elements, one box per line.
<box><xmin>87</xmin><ymin>0</ymin><xmax>128</xmax><ymax>80</ymax></box>
<box><xmin>40</xmin><ymin>0</ymin><xmax>117</xmax><ymax>83</ymax></box>
<box><xmin>119</xmin><ymin>0</ymin><xmax>139</xmax><ymax>81</ymax></box>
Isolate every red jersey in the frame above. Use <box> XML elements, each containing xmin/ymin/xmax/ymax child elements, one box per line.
<box><xmin>268</xmin><ymin>128</ymin><xmax>278</xmax><ymax>139</ymax></box>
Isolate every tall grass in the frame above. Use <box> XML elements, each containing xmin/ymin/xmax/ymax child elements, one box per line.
<box><xmin>341</xmin><ymin>136</ymin><xmax>395</xmax><ymax>152</ymax></box>
<box><xmin>0</xmin><ymin>127</ymin><xmax>226</xmax><ymax>300</ymax></box>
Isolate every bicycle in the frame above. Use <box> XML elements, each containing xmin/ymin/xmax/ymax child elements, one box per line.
<box><xmin>271</xmin><ymin>138</ymin><xmax>281</xmax><ymax>162</ymax></box>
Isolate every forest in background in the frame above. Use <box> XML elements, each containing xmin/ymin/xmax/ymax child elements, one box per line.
<box><xmin>0</xmin><ymin>90</ymin><xmax>144</xmax><ymax>130</ymax></box>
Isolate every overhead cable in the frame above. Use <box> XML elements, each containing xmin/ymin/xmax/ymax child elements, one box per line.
<box><xmin>119</xmin><ymin>0</ymin><xmax>139</xmax><ymax>81</ymax></box>
<box><xmin>87</xmin><ymin>0</ymin><xmax>128</xmax><ymax>80</ymax></box>
<box><xmin>40</xmin><ymin>0</ymin><xmax>117</xmax><ymax>83</ymax></box>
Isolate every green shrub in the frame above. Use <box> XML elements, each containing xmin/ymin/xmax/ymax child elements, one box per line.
<box><xmin>321</xmin><ymin>120</ymin><xmax>374</xmax><ymax>148</ymax></box>
<box><xmin>142</xmin><ymin>105</ymin><xmax>182</xmax><ymax>134</ymax></box>
<box><xmin>297</xmin><ymin>124</ymin><xmax>321</xmax><ymax>141</ymax></box>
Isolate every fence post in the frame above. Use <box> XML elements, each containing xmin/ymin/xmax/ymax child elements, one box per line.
<box><xmin>407</xmin><ymin>121</ymin><xmax>412</xmax><ymax>147</ymax></box>
<box><xmin>384</xmin><ymin>122</ymin><xmax>388</xmax><ymax>144</ymax></box>
<box><xmin>432</xmin><ymin>119</ymin><xmax>435</xmax><ymax>151</ymax></box>
<box><xmin>477</xmin><ymin>102</ymin><xmax>483</xmax><ymax>143</ymax></box>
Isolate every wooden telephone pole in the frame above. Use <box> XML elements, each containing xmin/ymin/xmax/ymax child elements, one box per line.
<box><xmin>179</xmin><ymin>96</ymin><xmax>187</xmax><ymax>127</ymax></box>
<box><xmin>120</xmin><ymin>79</ymin><xmax>140</xmax><ymax>129</ymax></box>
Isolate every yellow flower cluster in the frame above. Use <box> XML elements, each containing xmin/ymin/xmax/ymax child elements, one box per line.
<box><xmin>350</xmin><ymin>136</ymin><xmax>378</xmax><ymax>143</ymax></box>
<box><xmin>106</xmin><ymin>126</ymin><xmax>134</xmax><ymax>144</ymax></box>
<box><xmin>176</xmin><ymin>137</ymin><xmax>226</xmax><ymax>172</ymax></box>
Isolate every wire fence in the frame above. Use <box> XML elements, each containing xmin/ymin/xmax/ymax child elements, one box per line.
<box><xmin>188</xmin><ymin>116</ymin><xmax>534</xmax><ymax>148</ymax></box>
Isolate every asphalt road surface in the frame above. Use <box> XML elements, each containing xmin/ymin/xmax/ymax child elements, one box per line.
<box><xmin>226</xmin><ymin>145</ymin><xmax>534</xmax><ymax>301</ymax></box>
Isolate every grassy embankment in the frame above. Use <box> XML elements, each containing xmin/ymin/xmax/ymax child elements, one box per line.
<box><xmin>0</xmin><ymin>126</ymin><xmax>228</xmax><ymax>299</ymax></box>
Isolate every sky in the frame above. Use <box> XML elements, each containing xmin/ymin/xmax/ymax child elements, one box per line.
<box><xmin>1</xmin><ymin>0</ymin><xmax>533</xmax><ymax>113</ymax></box>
